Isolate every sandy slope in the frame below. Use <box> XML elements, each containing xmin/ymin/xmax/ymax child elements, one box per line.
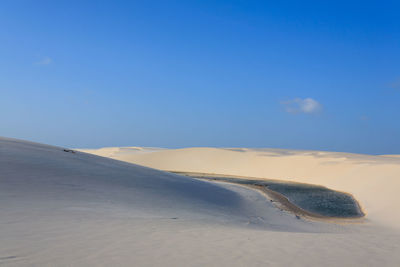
<box><xmin>1</xmin><ymin>138</ymin><xmax>400</xmax><ymax>266</ymax></box>
<box><xmin>81</xmin><ymin>147</ymin><xmax>400</xmax><ymax>230</ymax></box>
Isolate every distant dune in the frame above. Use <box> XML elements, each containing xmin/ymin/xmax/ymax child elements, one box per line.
<box><xmin>1</xmin><ymin>137</ymin><xmax>400</xmax><ymax>266</ymax></box>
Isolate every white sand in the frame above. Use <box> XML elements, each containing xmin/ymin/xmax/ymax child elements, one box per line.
<box><xmin>1</xmin><ymin>138</ymin><xmax>399</xmax><ymax>266</ymax></box>
<box><xmin>81</xmin><ymin>147</ymin><xmax>400</xmax><ymax>230</ymax></box>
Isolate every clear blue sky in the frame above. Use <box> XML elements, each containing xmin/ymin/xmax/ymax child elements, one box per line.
<box><xmin>1</xmin><ymin>1</ymin><xmax>399</xmax><ymax>154</ymax></box>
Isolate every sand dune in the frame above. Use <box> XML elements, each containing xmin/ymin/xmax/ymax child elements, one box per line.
<box><xmin>1</xmin><ymin>138</ymin><xmax>400</xmax><ymax>266</ymax></box>
<box><xmin>80</xmin><ymin>146</ymin><xmax>400</xmax><ymax>230</ymax></box>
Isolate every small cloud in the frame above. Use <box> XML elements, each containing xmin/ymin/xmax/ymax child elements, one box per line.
<box><xmin>35</xmin><ymin>56</ymin><xmax>52</xmax><ymax>65</ymax></box>
<box><xmin>281</xmin><ymin>97</ymin><xmax>322</xmax><ymax>114</ymax></box>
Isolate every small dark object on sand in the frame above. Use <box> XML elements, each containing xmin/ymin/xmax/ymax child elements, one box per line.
<box><xmin>63</xmin><ymin>149</ymin><xmax>76</xmax><ymax>154</ymax></box>
<box><xmin>295</xmin><ymin>215</ymin><xmax>301</xmax><ymax>219</ymax></box>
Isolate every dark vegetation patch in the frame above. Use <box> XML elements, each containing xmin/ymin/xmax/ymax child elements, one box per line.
<box><xmin>63</xmin><ymin>149</ymin><xmax>76</xmax><ymax>153</ymax></box>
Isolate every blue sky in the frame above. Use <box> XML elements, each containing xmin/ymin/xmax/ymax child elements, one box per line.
<box><xmin>1</xmin><ymin>1</ymin><xmax>399</xmax><ymax>154</ymax></box>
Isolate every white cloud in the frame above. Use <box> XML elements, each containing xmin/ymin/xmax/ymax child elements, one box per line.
<box><xmin>35</xmin><ymin>57</ymin><xmax>52</xmax><ymax>65</ymax></box>
<box><xmin>281</xmin><ymin>98</ymin><xmax>322</xmax><ymax>114</ymax></box>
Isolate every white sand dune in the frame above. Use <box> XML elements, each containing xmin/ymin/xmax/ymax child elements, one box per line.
<box><xmin>81</xmin><ymin>146</ymin><xmax>400</xmax><ymax>230</ymax></box>
<box><xmin>1</xmin><ymin>137</ymin><xmax>400</xmax><ymax>266</ymax></box>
